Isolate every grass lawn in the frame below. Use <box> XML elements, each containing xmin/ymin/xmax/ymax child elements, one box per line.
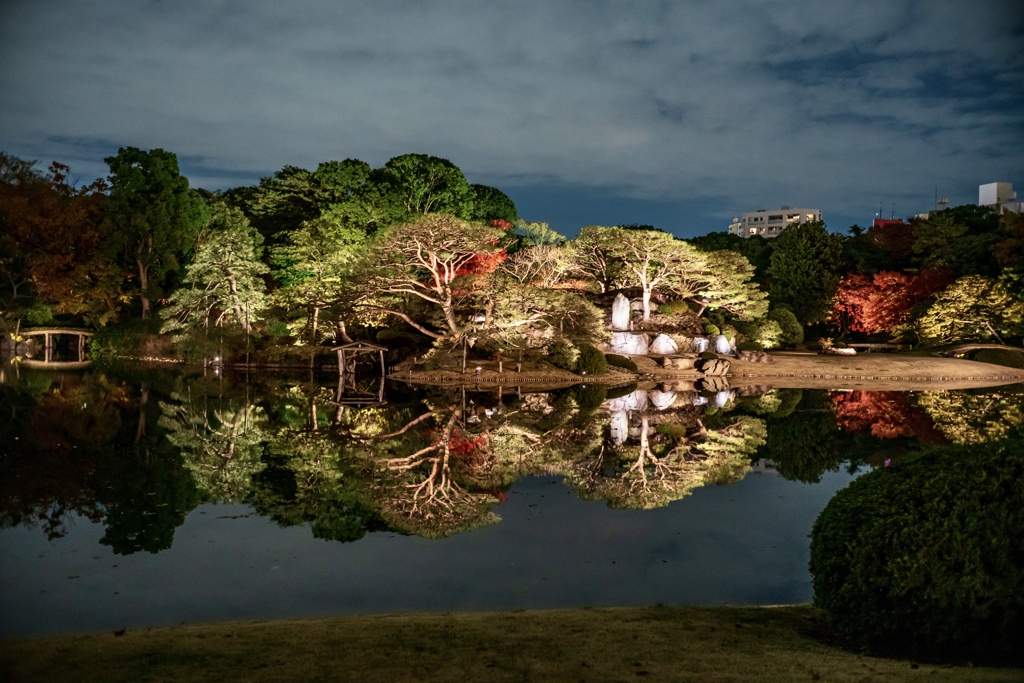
<box><xmin>2</xmin><ymin>605</ymin><xmax>1021</xmax><ymax>682</ymax></box>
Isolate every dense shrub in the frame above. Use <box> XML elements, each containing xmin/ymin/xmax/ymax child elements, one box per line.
<box><xmin>810</xmin><ymin>438</ymin><xmax>1024</xmax><ymax>664</ymax></box>
<box><xmin>703</xmin><ymin>323</ymin><xmax>721</xmax><ymax>336</ymax></box>
<box><xmin>657</xmin><ymin>299</ymin><xmax>692</xmax><ymax>316</ymax></box>
<box><xmin>548</xmin><ymin>339</ymin><xmax>578</xmax><ymax>371</ymax></box>
<box><xmin>568</xmin><ymin>383</ymin><xmax>608</xmax><ymax>411</ymax></box>
<box><xmin>605</xmin><ymin>382</ymin><xmax>637</xmax><ymax>399</ymax></box>
<box><xmin>574</xmin><ymin>343</ymin><xmax>609</xmax><ymax>375</ymax></box>
<box><xmin>698</xmin><ymin>351</ymin><xmax>718</xmax><ymax>360</ymax></box>
<box><xmin>605</xmin><ymin>353</ymin><xmax>638</xmax><ymax>372</ymax></box>
<box><xmin>768</xmin><ymin>308</ymin><xmax>803</xmax><ymax>346</ymax></box>
<box><xmin>736</xmin><ymin>341</ymin><xmax>764</xmax><ymax>352</ymax></box>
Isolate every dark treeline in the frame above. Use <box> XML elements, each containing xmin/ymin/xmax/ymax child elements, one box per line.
<box><xmin>2</xmin><ymin>148</ymin><xmax>1022</xmax><ymax>367</ymax></box>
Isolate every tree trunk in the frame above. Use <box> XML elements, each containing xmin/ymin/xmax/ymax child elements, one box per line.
<box><xmin>309</xmin><ymin>306</ymin><xmax>320</xmax><ymax>369</ymax></box>
<box><xmin>137</xmin><ymin>256</ymin><xmax>151</xmax><ymax>320</ymax></box>
<box><xmin>642</xmin><ymin>289</ymin><xmax>652</xmax><ymax>321</ymax></box>
<box><xmin>227</xmin><ymin>274</ymin><xmax>247</xmax><ymax>330</ymax></box>
<box><xmin>336</xmin><ymin>319</ymin><xmax>354</xmax><ymax>344</ymax></box>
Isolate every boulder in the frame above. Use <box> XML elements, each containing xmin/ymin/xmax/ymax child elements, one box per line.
<box><xmin>611</xmin><ymin>293</ymin><xmax>631</xmax><ymax>330</ymax></box>
<box><xmin>661</xmin><ymin>355</ymin><xmax>697</xmax><ymax>370</ymax></box>
<box><xmin>697</xmin><ymin>376</ymin><xmax>731</xmax><ymax>393</ymax></box>
<box><xmin>737</xmin><ymin>350</ymin><xmax>774</xmax><ymax>364</ymax></box>
<box><xmin>711</xmin><ymin>334</ymin><xmax>734</xmax><ymax>355</ymax></box>
<box><xmin>696</xmin><ymin>358</ymin><xmax>731</xmax><ymax>376</ymax></box>
<box><xmin>649</xmin><ymin>333</ymin><xmax>679</xmax><ymax>355</ymax></box>
<box><xmin>608</xmin><ymin>411</ymin><xmax>629</xmax><ymax>445</ymax></box>
<box><xmin>604</xmin><ymin>389</ymin><xmax>648</xmax><ymax>412</ymax></box>
<box><xmin>691</xmin><ymin>336</ymin><xmax>710</xmax><ymax>353</ymax></box>
<box><xmin>649</xmin><ymin>390</ymin><xmax>676</xmax><ymax>411</ymax></box>
<box><xmin>609</xmin><ymin>332</ymin><xmax>649</xmax><ymax>355</ymax></box>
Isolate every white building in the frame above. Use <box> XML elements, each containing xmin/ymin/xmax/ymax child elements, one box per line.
<box><xmin>727</xmin><ymin>206</ymin><xmax>821</xmax><ymax>238</ymax></box>
<box><xmin>979</xmin><ymin>182</ymin><xmax>1022</xmax><ymax>214</ymax></box>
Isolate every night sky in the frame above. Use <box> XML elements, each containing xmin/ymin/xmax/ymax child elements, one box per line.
<box><xmin>2</xmin><ymin>1</ymin><xmax>1022</xmax><ymax>238</ymax></box>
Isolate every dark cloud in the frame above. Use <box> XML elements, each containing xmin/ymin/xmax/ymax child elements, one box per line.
<box><xmin>1</xmin><ymin>0</ymin><xmax>1021</xmax><ymax>237</ymax></box>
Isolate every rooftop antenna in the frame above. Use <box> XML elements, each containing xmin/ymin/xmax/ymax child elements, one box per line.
<box><xmin>877</xmin><ymin>201</ymin><xmax>883</xmax><ymax>218</ymax></box>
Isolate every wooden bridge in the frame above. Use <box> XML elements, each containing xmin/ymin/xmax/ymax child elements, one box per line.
<box><xmin>19</xmin><ymin>328</ymin><xmax>93</xmax><ymax>368</ymax></box>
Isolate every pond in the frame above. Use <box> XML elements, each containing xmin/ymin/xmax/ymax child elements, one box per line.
<box><xmin>1</xmin><ymin>364</ymin><xmax>1021</xmax><ymax>637</ymax></box>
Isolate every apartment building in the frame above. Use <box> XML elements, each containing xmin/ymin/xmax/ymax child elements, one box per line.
<box><xmin>727</xmin><ymin>206</ymin><xmax>821</xmax><ymax>238</ymax></box>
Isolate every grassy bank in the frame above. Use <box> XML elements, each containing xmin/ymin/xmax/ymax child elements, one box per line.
<box><xmin>2</xmin><ymin>606</ymin><xmax>1021</xmax><ymax>682</ymax></box>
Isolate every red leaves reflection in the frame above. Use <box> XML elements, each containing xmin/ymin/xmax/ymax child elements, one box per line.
<box><xmin>831</xmin><ymin>391</ymin><xmax>946</xmax><ymax>443</ymax></box>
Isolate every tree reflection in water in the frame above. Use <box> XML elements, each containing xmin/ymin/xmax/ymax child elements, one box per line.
<box><xmin>1</xmin><ymin>366</ymin><xmax>1022</xmax><ymax>549</ymax></box>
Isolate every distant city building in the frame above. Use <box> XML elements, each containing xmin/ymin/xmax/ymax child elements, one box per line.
<box><xmin>727</xmin><ymin>206</ymin><xmax>821</xmax><ymax>239</ymax></box>
<box><xmin>979</xmin><ymin>182</ymin><xmax>1022</xmax><ymax>214</ymax></box>
<box><xmin>872</xmin><ymin>218</ymin><xmax>905</xmax><ymax>229</ymax></box>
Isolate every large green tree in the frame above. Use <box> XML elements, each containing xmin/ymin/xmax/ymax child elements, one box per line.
<box><xmin>768</xmin><ymin>220</ymin><xmax>844</xmax><ymax>324</ymax></box>
<box><xmin>160</xmin><ymin>202</ymin><xmax>269</xmax><ymax>344</ymax></box>
<box><xmin>102</xmin><ymin>148</ymin><xmax>209</xmax><ymax>320</ymax></box>
<box><xmin>916</xmin><ymin>271</ymin><xmax>1024</xmax><ymax>345</ymax></box>
<box><xmin>270</xmin><ymin>205</ymin><xmax>370</xmax><ymax>348</ymax></box>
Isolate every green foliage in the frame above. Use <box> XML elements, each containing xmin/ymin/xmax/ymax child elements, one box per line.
<box><xmin>916</xmin><ymin>272</ymin><xmax>1024</xmax><ymax>345</ymax></box>
<box><xmin>698</xmin><ymin>351</ymin><xmax>718</xmax><ymax>360</ymax></box>
<box><xmin>102</xmin><ymin>147</ymin><xmax>209</xmax><ymax>320</ymax></box>
<box><xmin>568</xmin><ymin>383</ymin><xmax>608</xmax><ymax>411</ymax></box>
<box><xmin>376</xmin><ymin>329</ymin><xmax>426</xmax><ymax>349</ymax></box>
<box><xmin>605</xmin><ymin>383</ymin><xmax>638</xmax><ymax>399</ymax></box>
<box><xmin>547</xmin><ymin>338</ymin><xmax>578</xmax><ymax>371</ymax></box>
<box><xmin>467</xmin><ymin>184</ymin><xmax>518</xmax><ymax>223</ymax></box>
<box><xmin>810</xmin><ymin>438</ymin><xmax>1024</xmax><ymax>664</ymax></box>
<box><xmin>763</xmin><ymin>392</ymin><xmax>843</xmax><ymax>482</ymax></box>
<box><xmin>160</xmin><ymin>201</ymin><xmax>268</xmax><ymax>351</ymax></box>
<box><xmin>736</xmin><ymin>341</ymin><xmax>764</xmax><ymax>352</ymax></box>
<box><xmin>703</xmin><ymin>323</ymin><xmax>720</xmax><ymax>336</ymax></box>
<box><xmin>657</xmin><ymin>299</ymin><xmax>692</xmax><ymax>316</ymax></box>
<box><xmin>768</xmin><ymin>220</ymin><xmax>844</xmax><ymax>324</ymax></box>
<box><xmin>574</xmin><ymin>344</ymin><xmax>609</xmax><ymax>375</ymax></box>
<box><xmin>605</xmin><ymin>353</ymin><xmax>638</xmax><ymax>372</ymax></box>
<box><xmin>767</xmin><ymin>308</ymin><xmax>804</xmax><ymax>345</ymax></box>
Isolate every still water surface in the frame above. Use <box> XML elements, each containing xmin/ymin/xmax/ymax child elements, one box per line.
<box><xmin>1</xmin><ymin>365</ymin><xmax>1019</xmax><ymax>637</ymax></box>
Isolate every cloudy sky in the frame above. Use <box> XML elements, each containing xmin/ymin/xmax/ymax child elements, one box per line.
<box><xmin>2</xmin><ymin>1</ymin><xmax>1022</xmax><ymax>238</ymax></box>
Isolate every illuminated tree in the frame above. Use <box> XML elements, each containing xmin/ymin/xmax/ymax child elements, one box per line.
<box><xmin>832</xmin><ymin>268</ymin><xmax>954</xmax><ymax>335</ymax></box>
<box><xmin>361</xmin><ymin>214</ymin><xmax>506</xmax><ymax>339</ymax></box>
<box><xmin>916</xmin><ymin>273</ymin><xmax>1024</xmax><ymax>345</ymax></box>
<box><xmin>161</xmin><ymin>202</ymin><xmax>269</xmax><ymax>344</ymax></box>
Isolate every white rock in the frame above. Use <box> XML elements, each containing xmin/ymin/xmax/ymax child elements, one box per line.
<box><xmin>608</xmin><ymin>411</ymin><xmax>629</xmax><ymax>445</ymax></box>
<box><xmin>604</xmin><ymin>389</ymin><xmax>648</xmax><ymax>412</ymax></box>
<box><xmin>611</xmin><ymin>293</ymin><xmax>631</xmax><ymax>330</ymax></box>
<box><xmin>649</xmin><ymin>334</ymin><xmax>679</xmax><ymax>355</ymax></box>
<box><xmin>649</xmin><ymin>390</ymin><xmax>676</xmax><ymax>410</ymax></box>
<box><xmin>609</xmin><ymin>332</ymin><xmax>649</xmax><ymax>355</ymax></box>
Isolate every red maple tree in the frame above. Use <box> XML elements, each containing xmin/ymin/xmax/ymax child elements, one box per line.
<box><xmin>832</xmin><ymin>268</ymin><xmax>953</xmax><ymax>334</ymax></box>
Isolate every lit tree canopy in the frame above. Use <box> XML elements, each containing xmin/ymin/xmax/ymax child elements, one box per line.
<box><xmin>916</xmin><ymin>272</ymin><xmax>1024</xmax><ymax>345</ymax></box>
<box><xmin>361</xmin><ymin>213</ymin><xmax>506</xmax><ymax>339</ymax></box>
<box><xmin>161</xmin><ymin>202</ymin><xmax>269</xmax><ymax>341</ymax></box>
